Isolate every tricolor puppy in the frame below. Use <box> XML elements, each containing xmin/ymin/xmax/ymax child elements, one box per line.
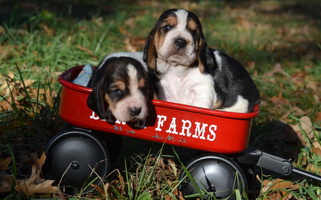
<box><xmin>87</xmin><ymin>52</ymin><xmax>152</xmax><ymax>122</ymax></box>
<box><xmin>143</xmin><ymin>9</ymin><xmax>260</xmax><ymax>113</ymax></box>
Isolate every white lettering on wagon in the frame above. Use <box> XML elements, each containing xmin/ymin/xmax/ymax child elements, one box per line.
<box><xmin>89</xmin><ymin>111</ymin><xmax>100</xmax><ymax>120</ymax></box>
<box><xmin>89</xmin><ymin>112</ymin><xmax>217</xmax><ymax>141</ymax></box>
<box><xmin>89</xmin><ymin>111</ymin><xmax>145</xmax><ymax>127</ymax></box>
<box><xmin>154</xmin><ymin>115</ymin><xmax>217</xmax><ymax>142</ymax></box>
<box><xmin>166</xmin><ymin>117</ymin><xmax>178</xmax><ymax>134</ymax></box>
<box><xmin>155</xmin><ymin>115</ymin><xmax>167</xmax><ymax>131</ymax></box>
<box><xmin>180</xmin><ymin>120</ymin><xmax>192</xmax><ymax>137</ymax></box>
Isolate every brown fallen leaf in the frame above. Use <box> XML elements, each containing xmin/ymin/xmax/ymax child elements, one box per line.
<box><xmin>92</xmin><ymin>169</ymin><xmax>125</xmax><ymax>198</ymax></box>
<box><xmin>291</xmin><ymin>116</ymin><xmax>315</xmax><ymax>146</ymax></box>
<box><xmin>0</xmin><ymin>157</ymin><xmax>11</xmax><ymax>171</ymax></box>
<box><xmin>0</xmin><ymin>175</ymin><xmax>14</xmax><ymax>193</ymax></box>
<box><xmin>15</xmin><ymin>153</ymin><xmax>58</xmax><ymax>196</ymax></box>
<box><xmin>92</xmin><ymin>17</ymin><xmax>103</xmax><ymax>27</ymax></box>
<box><xmin>305</xmin><ymin>163</ymin><xmax>321</xmax><ymax>174</ymax></box>
<box><xmin>264</xmin><ymin>63</ymin><xmax>288</xmax><ymax>77</ymax></box>
<box><xmin>164</xmin><ymin>189</ymin><xmax>185</xmax><ymax>200</ymax></box>
<box><xmin>261</xmin><ymin>178</ymin><xmax>300</xmax><ymax>193</ymax></box>
<box><xmin>15</xmin><ymin>174</ymin><xmax>57</xmax><ymax>196</ymax></box>
<box><xmin>77</xmin><ymin>45</ymin><xmax>95</xmax><ymax>57</ymax></box>
<box><xmin>311</xmin><ymin>147</ymin><xmax>321</xmax><ymax>157</ymax></box>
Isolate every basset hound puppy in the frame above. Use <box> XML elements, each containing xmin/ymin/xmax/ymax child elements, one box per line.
<box><xmin>87</xmin><ymin>52</ymin><xmax>153</xmax><ymax>122</ymax></box>
<box><xmin>143</xmin><ymin>9</ymin><xmax>260</xmax><ymax>113</ymax></box>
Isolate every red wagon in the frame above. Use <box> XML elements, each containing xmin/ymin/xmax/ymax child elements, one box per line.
<box><xmin>44</xmin><ymin>66</ymin><xmax>321</xmax><ymax>199</ymax></box>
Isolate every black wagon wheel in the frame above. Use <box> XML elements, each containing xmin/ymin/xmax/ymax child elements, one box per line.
<box><xmin>43</xmin><ymin>128</ymin><xmax>110</xmax><ymax>193</ymax></box>
<box><xmin>179</xmin><ymin>153</ymin><xmax>248</xmax><ymax>200</ymax></box>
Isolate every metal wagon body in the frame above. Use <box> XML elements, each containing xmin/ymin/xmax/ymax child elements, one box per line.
<box><xmin>44</xmin><ymin>66</ymin><xmax>321</xmax><ymax>199</ymax></box>
<box><xmin>58</xmin><ymin>66</ymin><xmax>259</xmax><ymax>154</ymax></box>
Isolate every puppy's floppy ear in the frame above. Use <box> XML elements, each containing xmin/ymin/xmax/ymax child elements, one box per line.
<box><xmin>87</xmin><ymin>77</ymin><xmax>109</xmax><ymax>119</ymax></box>
<box><xmin>143</xmin><ymin>27</ymin><xmax>157</xmax><ymax>71</ymax></box>
<box><xmin>197</xmin><ymin>35</ymin><xmax>216</xmax><ymax>73</ymax></box>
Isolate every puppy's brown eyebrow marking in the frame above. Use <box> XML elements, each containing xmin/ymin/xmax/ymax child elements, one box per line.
<box><xmin>113</xmin><ymin>80</ymin><xmax>126</xmax><ymax>91</ymax></box>
<box><xmin>187</xmin><ymin>19</ymin><xmax>197</xmax><ymax>31</ymax></box>
<box><xmin>138</xmin><ymin>78</ymin><xmax>146</xmax><ymax>88</ymax></box>
<box><xmin>162</xmin><ymin>15</ymin><xmax>178</xmax><ymax>27</ymax></box>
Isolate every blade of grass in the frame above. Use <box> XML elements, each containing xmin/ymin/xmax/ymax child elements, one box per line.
<box><xmin>15</xmin><ymin>62</ymin><xmax>35</xmax><ymax>113</ymax></box>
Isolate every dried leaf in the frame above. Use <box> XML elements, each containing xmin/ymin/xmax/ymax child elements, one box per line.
<box><xmin>36</xmin><ymin>152</ymin><xmax>46</xmax><ymax>169</ymax></box>
<box><xmin>236</xmin><ymin>16</ymin><xmax>253</xmax><ymax>31</ymax></box>
<box><xmin>15</xmin><ymin>177</ymin><xmax>57</xmax><ymax>196</ymax></box>
<box><xmin>0</xmin><ymin>25</ymin><xmax>5</xmax><ymax>34</ymax></box>
<box><xmin>270</xmin><ymin>94</ymin><xmax>289</xmax><ymax>105</ymax></box>
<box><xmin>0</xmin><ymin>157</ymin><xmax>11</xmax><ymax>171</ymax></box>
<box><xmin>291</xmin><ymin>116</ymin><xmax>314</xmax><ymax>146</ymax></box>
<box><xmin>77</xmin><ymin>45</ymin><xmax>94</xmax><ymax>57</ymax></box>
<box><xmin>264</xmin><ymin>63</ymin><xmax>288</xmax><ymax>77</ymax></box>
<box><xmin>167</xmin><ymin>158</ymin><xmax>178</xmax><ymax>177</ymax></box>
<box><xmin>0</xmin><ymin>175</ymin><xmax>14</xmax><ymax>193</ymax></box>
<box><xmin>315</xmin><ymin>112</ymin><xmax>321</xmax><ymax>123</ymax></box>
<box><xmin>42</xmin><ymin>24</ymin><xmax>55</xmax><ymax>36</ymax></box>
<box><xmin>312</xmin><ymin>141</ymin><xmax>321</xmax><ymax>149</ymax></box>
<box><xmin>14</xmin><ymin>153</ymin><xmax>58</xmax><ymax>196</ymax></box>
<box><xmin>92</xmin><ymin>17</ymin><xmax>104</xmax><ymax>27</ymax></box>
<box><xmin>312</xmin><ymin>147</ymin><xmax>321</xmax><ymax>157</ymax></box>
<box><xmin>261</xmin><ymin>178</ymin><xmax>299</xmax><ymax>193</ymax></box>
<box><xmin>117</xmin><ymin>173</ymin><xmax>125</xmax><ymax>195</ymax></box>
<box><xmin>92</xmin><ymin>183</ymin><xmax>106</xmax><ymax>196</ymax></box>
<box><xmin>124</xmin><ymin>36</ymin><xmax>146</xmax><ymax>52</ymax></box>
<box><xmin>306</xmin><ymin>163</ymin><xmax>321</xmax><ymax>174</ymax></box>
<box><xmin>57</xmin><ymin>190</ymin><xmax>67</xmax><ymax>200</ymax></box>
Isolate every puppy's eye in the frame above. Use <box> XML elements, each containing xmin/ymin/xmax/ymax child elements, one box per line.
<box><xmin>140</xmin><ymin>86</ymin><xmax>148</xmax><ymax>94</ymax></box>
<box><xmin>163</xmin><ymin>25</ymin><xmax>172</xmax><ymax>32</ymax></box>
<box><xmin>112</xmin><ymin>89</ymin><xmax>122</xmax><ymax>96</ymax></box>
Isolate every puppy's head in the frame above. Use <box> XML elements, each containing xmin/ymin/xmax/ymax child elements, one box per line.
<box><xmin>87</xmin><ymin>57</ymin><xmax>151</xmax><ymax>122</ymax></box>
<box><xmin>143</xmin><ymin>9</ymin><xmax>215</xmax><ymax>73</ymax></box>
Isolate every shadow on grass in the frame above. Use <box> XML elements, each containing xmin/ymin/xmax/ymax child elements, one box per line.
<box><xmin>226</xmin><ymin>0</ymin><xmax>321</xmax><ymax>22</ymax></box>
<box><xmin>0</xmin><ymin>0</ymin><xmax>114</xmax><ymax>27</ymax></box>
<box><xmin>2</xmin><ymin>0</ymin><xmax>321</xmax><ymax>26</ymax></box>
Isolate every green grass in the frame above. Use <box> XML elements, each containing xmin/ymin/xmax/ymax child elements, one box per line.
<box><xmin>1</xmin><ymin>0</ymin><xmax>321</xmax><ymax>199</ymax></box>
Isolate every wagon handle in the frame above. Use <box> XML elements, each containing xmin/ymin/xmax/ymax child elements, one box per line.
<box><xmin>236</xmin><ymin>148</ymin><xmax>321</xmax><ymax>183</ymax></box>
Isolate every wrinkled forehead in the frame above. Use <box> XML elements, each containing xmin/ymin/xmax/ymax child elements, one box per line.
<box><xmin>111</xmin><ymin>64</ymin><xmax>146</xmax><ymax>88</ymax></box>
<box><xmin>159</xmin><ymin>9</ymin><xmax>200</xmax><ymax>30</ymax></box>
<box><xmin>113</xmin><ymin>63</ymin><xmax>146</xmax><ymax>82</ymax></box>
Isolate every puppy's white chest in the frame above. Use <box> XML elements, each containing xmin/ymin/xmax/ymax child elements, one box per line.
<box><xmin>158</xmin><ymin>67</ymin><xmax>216</xmax><ymax>108</ymax></box>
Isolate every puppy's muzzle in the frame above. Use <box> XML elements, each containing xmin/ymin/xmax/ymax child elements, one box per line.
<box><xmin>175</xmin><ymin>37</ymin><xmax>187</xmax><ymax>49</ymax></box>
<box><xmin>129</xmin><ymin>107</ymin><xmax>142</xmax><ymax>116</ymax></box>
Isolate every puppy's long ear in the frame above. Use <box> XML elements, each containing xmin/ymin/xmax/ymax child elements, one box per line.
<box><xmin>143</xmin><ymin>27</ymin><xmax>157</xmax><ymax>71</ymax></box>
<box><xmin>87</xmin><ymin>77</ymin><xmax>108</xmax><ymax>119</ymax></box>
<box><xmin>197</xmin><ymin>35</ymin><xmax>216</xmax><ymax>73</ymax></box>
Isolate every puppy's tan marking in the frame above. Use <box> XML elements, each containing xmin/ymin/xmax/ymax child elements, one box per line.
<box><xmin>138</xmin><ymin>78</ymin><xmax>146</xmax><ymax>88</ymax></box>
<box><xmin>162</xmin><ymin>16</ymin><xmax>177</xmax><ymax>29</ymax></box>
<box><xmin>212</xmin><ymin>99</ymin><xmax>223</xmax><ymax>109</ymax></box>
<box><xmin>154</xmin><ymin>31</ymin><xmax>162</xmax><ymax>50</ymax></box>
<box><xmin>187</xmin><ymin>19</ymin><xmax>197</xmax><ymax>32</ymax></box>
<box><xmin>114</xmin><ymin>80</ymin><xmax>126</xmax><ymax>91</ymax></box>
<box><xmin>104</xmin><ymin>94</ymin><xmax>115</xmax><ymax>110</ymax></box>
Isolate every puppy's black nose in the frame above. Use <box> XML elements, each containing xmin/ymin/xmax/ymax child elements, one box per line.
<box><xmin>175</xmin><ymin>37</ymin><xmax>187</xmax><ymax>48</ymax></box>
<box><xmin>129</xmin><ymin>107</ymin><xmax>142</xmax><ymax>116</ymax></box>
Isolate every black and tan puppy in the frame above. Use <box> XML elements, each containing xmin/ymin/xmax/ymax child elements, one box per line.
<box><xmin>143</xmin><ymin>9</ymin><xmax>260</xmax><ymax>113</ymax></box>
<box><xmin>87</xmin><ymin>52</ymin><xmax>152</xmax><ymax>122</ymax></box>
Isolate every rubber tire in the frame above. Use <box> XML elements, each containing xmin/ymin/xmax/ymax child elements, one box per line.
<box><xmin>179</xmin><ymin>153</ymin><xmax>247</xmax><ymax>200</ymax></box>
<box><xmin>43</xmin><ymin>128</ymin><xmax>110</xmax><ymax>193</ymax></box>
